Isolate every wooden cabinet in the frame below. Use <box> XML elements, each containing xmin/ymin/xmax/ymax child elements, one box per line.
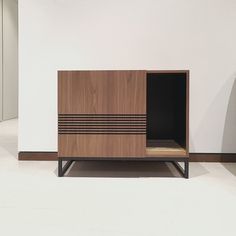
<box><xmin>58</xmin><ymin>70</ymin><xmax>189</xmax><ymax>178</ymax></box>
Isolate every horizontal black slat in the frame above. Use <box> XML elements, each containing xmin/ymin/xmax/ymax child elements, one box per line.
<box><xmin>59</xmin><ymin>129</ymin><xmax>146</xmax><ymax>131</ymax></box>
<box><xmin>59</xmin><ymin>133</ymin><xmax>146</xmax><ymax>135</ymax></box>
<box><xmin>58</xmin><ymin>122</ymin><xmax>146</xmax><ymax>125</ymax></box>
<box><xmin>58</xmin><ymin>124</ymin><xmax>146</xmax><ymax>126</ymax></box>
<box><xmin>59</xmin><ymin>120</ymin><xmax>146</xmax><ymax>122</ymax></box>
<box><xmin>58</xmin><ymin>114</ymin><xmax>147</xmax><ymax>135</ymax></box>
<box><xmin>59</xmin><ymin>114</ymin><xmax>146</xmax><ymax>116</ymax></box>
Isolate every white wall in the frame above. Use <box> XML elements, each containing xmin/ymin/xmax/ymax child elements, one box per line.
<box><xmin>19</xmin><ymin>0</ymin><xmax>236</xmax><ymax>153</ymax></box>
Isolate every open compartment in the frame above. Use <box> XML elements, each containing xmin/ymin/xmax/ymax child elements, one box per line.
<box><xmin>146</xmin><ymin>72</ymin><xmax>188</xmax><ymax>156</ymax></box>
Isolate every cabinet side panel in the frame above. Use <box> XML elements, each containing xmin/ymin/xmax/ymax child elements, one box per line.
<box><xmin>186</xmin><ymin>71</ymin><xmax>189</xmax><ymax>155</ymax></box>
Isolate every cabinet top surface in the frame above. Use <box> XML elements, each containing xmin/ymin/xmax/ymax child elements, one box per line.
<box><xmin>58</xmin><ymin>70</ymin><xmax>189</xmax><ymax>73</ymax></box>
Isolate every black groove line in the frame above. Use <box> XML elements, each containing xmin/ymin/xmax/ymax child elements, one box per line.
<box><xmin>59</xmin><ymin>128</ymin><xmax>145</xmax><ymax>131</ymax></box>
<box><xmin>58</xmin><ymin>124</ymin><xmax>146</xmax><ymax>126</ymax></box>
<box><xmin>59</xmin><ymin>133</ymin><xmax>146</xmax><ymax>135</ymax></box>
<box><xmin>58</xmin><ymin>115</ymin><xmax>146</xmax><ymax>117</ymax></box>
<box><xmin>59</xmin><ymin>114</ymin><xmax>146</xmax><ymax>116</ymax></box>
<box><xmin>59</xmin><ymin>121</ymin><xmax>146</xmax><ymax>125</ymax></box>
<box><xmin>59</xmin><ymin>119</ymin><xmax>145</xmax><ymax>121</ymax></box>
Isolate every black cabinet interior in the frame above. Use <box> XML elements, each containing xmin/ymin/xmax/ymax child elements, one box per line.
<box><xmin>147</xmin><ymin>72</ymin><xmax>187</xmax><ymax>153</ymax></box>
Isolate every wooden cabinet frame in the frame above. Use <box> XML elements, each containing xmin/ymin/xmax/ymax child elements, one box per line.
<box><xmin>58</xmin><ymin>70</ymin><xmax>189</xmax><ymax>178</ymax></box>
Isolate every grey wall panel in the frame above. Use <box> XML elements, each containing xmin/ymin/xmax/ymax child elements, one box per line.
<box><xmin>2</xmin><ymin>0</ymin><xmax>18</xmax><ymax>120</ymax></box>
<box><xmin>0</xmin><ymin>0</ymin><xmax>3</xmax><ymax>121</ymax></box>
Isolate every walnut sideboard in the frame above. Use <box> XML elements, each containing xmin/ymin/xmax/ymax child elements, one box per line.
<box><xmin>58</xmin><ymin>70</ymin><xmax>189</xmax><ymax>178</ymax></box>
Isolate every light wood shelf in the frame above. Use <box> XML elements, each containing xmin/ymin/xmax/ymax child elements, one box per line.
<box><xmin>146</xmin><ymin>139</ymin><xmax>187</xmax><ymax>156</ymax></box>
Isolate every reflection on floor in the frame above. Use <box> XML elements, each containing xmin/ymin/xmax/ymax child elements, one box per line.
<box><xmin>0</xmin><ymin>119</ymin><xmax>236</xmax><ymax>236</ymax></box>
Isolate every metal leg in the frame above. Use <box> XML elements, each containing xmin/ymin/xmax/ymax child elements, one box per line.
<box><xmin>58</xmin><ymin>158</ymin><xmax>74</xmax><ymax>177</ymax></box>
<box><xmin>172</xmin><ymin>160</ymin><xmax>189</xmax><ymax>179</ymax></box>
<box><xmin>58</xmin><ymin>158</ymin><xmax>63</xmax><ymax>177</ymax></box>
<box><xmin>184</xmin><ymin>160</ymin><xmax>189</xmax><ymax>178</ymax></box>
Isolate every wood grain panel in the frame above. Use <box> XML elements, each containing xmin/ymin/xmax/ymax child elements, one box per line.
<box><xmin>58</xmin><ymin>135</ymin><xmax>146</xmax><ymax>157</ymax></box>
<box><xmin>58</xmin><ymin>71</ymin><xmax>146</xmax><ymax>114</ymax></box>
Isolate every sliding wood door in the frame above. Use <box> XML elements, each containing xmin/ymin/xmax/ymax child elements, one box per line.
<box><xmin>58</xmin><ymin>71</ymin><xmax>146</xmax><ymax>158</ymax></box>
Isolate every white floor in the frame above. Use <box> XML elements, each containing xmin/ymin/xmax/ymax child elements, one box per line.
<box><xmin>0</xmin><ymin>119</ymin><xmax>236</xmax><ymax>236</ymax></box>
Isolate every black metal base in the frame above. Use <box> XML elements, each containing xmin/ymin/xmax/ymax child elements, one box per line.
<box><xmin>58</xmin><ymin>157</ymin><xmax>189</xmax><ymax>178</ymax></box>
<box><xmin>58</xmin><ymin>160</ymin><xmax>74</xmax><ymax>177</ymax></box>
<box><xmin>172</xmin><ymin>161</ymin><xmax>189</xmax><ymax>178</ymax></box>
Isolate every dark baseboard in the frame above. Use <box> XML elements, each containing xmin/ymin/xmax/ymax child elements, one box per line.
<box><xmin>189</xmin><ymin>153</ymin><xmax>236</xmax><ymax>162</ymax></box>
<box><xmin>18</xmin><ymin>152</ymin><xmax>57</xmax><ymax>161</ymax></box>
<box><xmin>18</xmin><ymin>152</ymin><xmax>236</xmax><ymax>162</ymax></box>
